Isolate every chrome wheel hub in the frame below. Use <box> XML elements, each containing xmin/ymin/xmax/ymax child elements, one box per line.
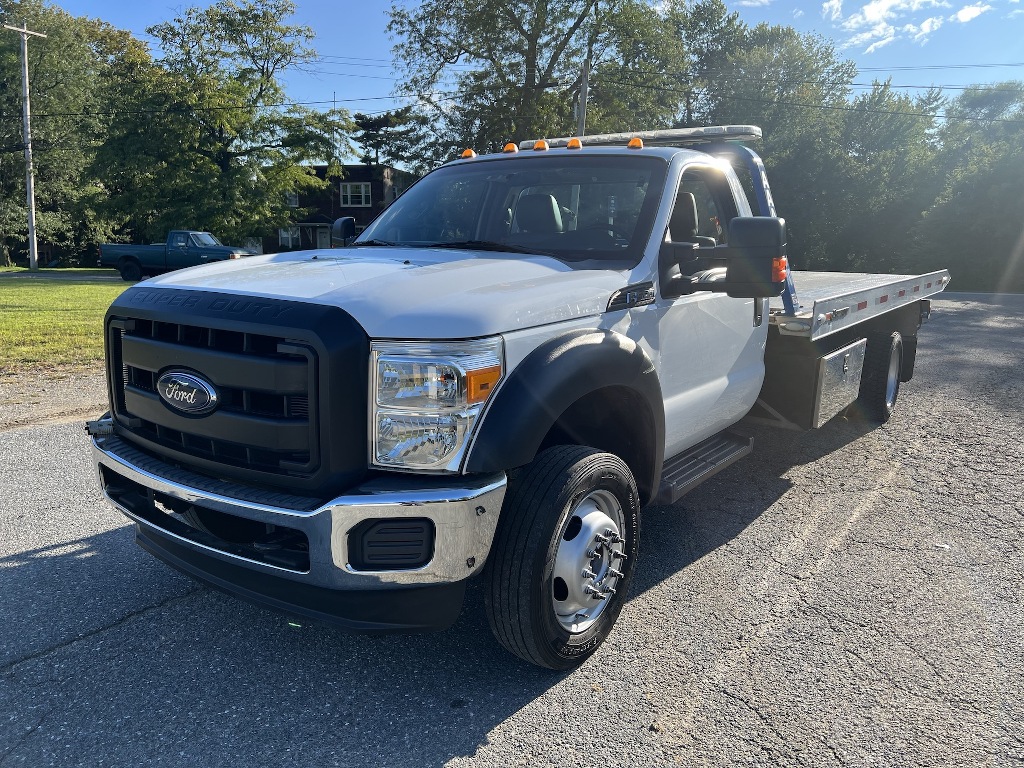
<box><xmin>552</xmin><ymin>489</ymin><xmax>626</xmax><ymax>633</ymax></box>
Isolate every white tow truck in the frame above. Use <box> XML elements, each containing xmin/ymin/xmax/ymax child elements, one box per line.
<box><xmin>88</xmin><ymin>126</ymin><xmax>949</xmax><ymax>669</ymax></box>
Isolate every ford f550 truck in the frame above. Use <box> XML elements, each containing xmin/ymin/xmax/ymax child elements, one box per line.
<box><xmin>99</xmin><ymin>230</ymin><xmax>251</xmax><ymax>281</ymax></box>
<box><xmin>87</xmin><ymin>126</ymin><xmax>949</xmax><ymax>669</ymax></box>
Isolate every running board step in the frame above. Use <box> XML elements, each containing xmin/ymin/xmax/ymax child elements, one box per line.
<box><xmin>654</xmin><ymin>430</ymin><xmax>753</xmax><ymax>505</ymax></box>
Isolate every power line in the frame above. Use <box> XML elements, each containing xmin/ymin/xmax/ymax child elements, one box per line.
<box><xmin>598</xmin><ymin>76</ymin><xmax>1024</xmax><ymax>125</ymax></box>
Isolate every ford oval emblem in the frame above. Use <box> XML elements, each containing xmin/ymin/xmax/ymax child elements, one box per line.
<box><xmin>156</xmin><ymin>371</ymin><xmax>219</xmax><ymax>415</ymax></box>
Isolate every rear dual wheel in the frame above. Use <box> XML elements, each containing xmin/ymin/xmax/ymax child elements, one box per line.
<box><xmin>118</xmin><ymin>259</ymin><xmax>142</xmax><ymax>282</ymax></box>
<box><xmin>853</xmin><ymin>330</ymin><xmax>903</xmax><ymax>423</ymax></box>
<box><xmin>484</xmin><ymin>446</ymin><xmax>640</xmax><ymax>670</ymax></box>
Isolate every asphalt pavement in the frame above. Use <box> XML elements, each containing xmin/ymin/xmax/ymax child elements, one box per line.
<box><xmin>0</xmin><ymin>294</ymin><xmax>1021</xmax><ymax>767</ymax></box>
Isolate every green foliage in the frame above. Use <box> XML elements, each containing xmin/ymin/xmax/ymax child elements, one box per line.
<box><xmin>354</xmin><ymin>107</ymin><xmax>430</xmax><ymax>168</ymax></box>
<box><xmin>0</xmin><ymin>0</ymin><xmax>139</xmax><ymax>263</ymax></box>
<box><xmin>90</xmin><ymin>0</ymin><xmax>353</xmax><ymax>245</ymax></box>
<box><xmin>388</xmin><ymin>0</ymin><xmax>689</xmax><ymax>165</ymax></box>
<box><xmin>911</xmin><ymin>83</ymin><xmax>1024</xmax><ymax>292</ymax></box>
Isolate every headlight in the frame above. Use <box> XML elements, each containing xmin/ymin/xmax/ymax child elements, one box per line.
<box><xmin>370</xmin><ymin>338</ymin><xmax>504</xmax><ymax>472</ymax></box>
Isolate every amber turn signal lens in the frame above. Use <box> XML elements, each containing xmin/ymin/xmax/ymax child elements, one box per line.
<box><xmin>566</xmin><ymin>137</ymin><xmax>583</xmax><ymax>149</ymax></box>
<box><xmin>627</xmin><ymin>137</ymin><xmax>644</xmax><ymax>149</ymax></box>
<box><xmin>533</xmin><ymin>139</ymin><xmax>549</xmax><ymax>151</ymax></box>
<box><xmin>772</xmin><ymin>256</ymin><xmax>789</xmax><ymax>283</ymax></box>
<box><xmin>466</xmin><ymin>365</ymin><xmax>502</xmax><ymax>404</ymax></box>
<box><xmin>503</xmin><ymin>143</ymin><xmax>519</xmax><ymax>153</ymax></box>
<box><xmin>461</xmin><ymin>148</ymin><xmax>478</xmax><ymax>159</ymax></box>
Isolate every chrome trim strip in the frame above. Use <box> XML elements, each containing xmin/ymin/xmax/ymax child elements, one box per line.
<box><xmin>92</xmin><ymin>434</ymin><xmax>506</xmax><ymax>589</ymax></box>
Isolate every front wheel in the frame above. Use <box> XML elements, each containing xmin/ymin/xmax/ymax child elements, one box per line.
<box><xmin>484</xmin><ymin>446</ymin><xmax>640</xmax><ymax>669</ymax></box>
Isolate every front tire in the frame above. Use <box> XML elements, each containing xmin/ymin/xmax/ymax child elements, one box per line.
<box><xmin>484</xmin><ymin>446</ymin><xmax>640</xmax><ymax>669</ymax></box>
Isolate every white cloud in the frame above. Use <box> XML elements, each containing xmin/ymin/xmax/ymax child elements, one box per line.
<box><xmin>1010</xmin><ymin>8</ymin><xmax>1024</xmax><ymax>15</ymax></box>
<box><xmin>794</xmin><ymin>7</ymin><xmax>806</xmax><ymax>16</ymax></box>
<box><xmin>950</xmin><ymin>2</ymin><xmax>992</xmax><ymax>21</ymax></box>
<box><xmin>841</xmin><ymin>0</ymin><xmax>950</xmax><ymax>32</ymax></box>
<box><xmin>903</xmin><ymin>15</ymin><xmax>944</xmax><ymax>40</ymax></box>
<box><xmin>828</xmin><ymin>0</ymin><xmax>958</xmax><ymax>51</ymax></box>
<box><xmin>823</xmin><ymin>0</ymin><xmax>844</xmax><ymax>19</ymax></box>
<box><xmin>865</xmin><ymin>35</ymin><xmax>898</xmax><ymax>52</ymax></box>
<box><xmin>845</xmin><ymin>21</ymin><xmax>896</xmax><ymax>48</ymax></box>
<box><xmin>735</xmin><ymin>0</ymin><xmax>772</xmax><ymax>6</ymax></box>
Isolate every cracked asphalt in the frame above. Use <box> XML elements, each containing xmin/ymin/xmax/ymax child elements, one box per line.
<box><xmin>1</xmin><ymin>293</ymin><xmax>1021</xmax><ymax>767</ymax></box>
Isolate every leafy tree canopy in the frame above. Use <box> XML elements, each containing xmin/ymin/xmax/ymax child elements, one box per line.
<box><xmin>91</xmin><ymin>0</ymin><xmax>352</xmax><ymax>244</ymax></box>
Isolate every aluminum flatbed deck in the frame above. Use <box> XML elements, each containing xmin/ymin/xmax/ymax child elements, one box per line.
<box><xmin>769</xmin><ymin>269</ymin><xmax>951</xmax><ymax>340</ymax></box>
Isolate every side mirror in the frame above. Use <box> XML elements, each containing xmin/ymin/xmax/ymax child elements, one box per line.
<box><xmin>721</xmin><ymin>217</ymin><xmax>787</xmax><ymax>298</ymax></box>
<box><xmin>331</xmin><ymin>216</ymin><xmax>356</xmax><ymax>247</ymax></box>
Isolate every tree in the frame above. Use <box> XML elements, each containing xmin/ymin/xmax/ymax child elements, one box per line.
<box><xmin>353</xmin><ymin>107</ymin><xmax>429</xmax><ymax>168</ymax></box>
<box><xmin>91</xmin><ymin>0</ymin><xmax>352</xmax><ymax>244</ymax></box>
<box><xmin>0</xmin><ymin>0</ymin><xmax>141</xmax><ymax>264</ymax></box>
<box><xmin>387</xmin><ymin>0</ymin><xmax>691</xmax><ymax>165</ymax></box>
<box><xmin>911</xmin><ymin>82</ymin><xmax>1024</xmax><ymax>292</ymax></box>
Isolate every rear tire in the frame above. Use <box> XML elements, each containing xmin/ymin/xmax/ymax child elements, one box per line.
<box><xmin>484</xmin><ymin>446</ymin><xmax>640</xmax><ymax>669</ymax></box>
<box><xmin>118</xmin><ymin>259</ymin><xmax>142</xmax><ymax>282</ymax></box>
<box><xmin>853</xmin><ymin>330</ymin><xmax>903</xmax><ymax>423</ymax></box>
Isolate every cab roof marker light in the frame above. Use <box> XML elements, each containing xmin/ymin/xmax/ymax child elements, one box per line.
<box><xmin>566</xmin><ymin>137</ymin><xmax>583</xmax><ymax>150</ymax></box>
<box><xmin>627</xmin><ymin>137</ymin><xmax>644</xmax><ymax>149</ymax></box>
<box><xmin>503</xmin><ymin>143</ymin><xmax>519</xmax><ymax>153</ymax></box>
<box><xmin>533</xmin><ymin>139</ymin><xmax>550</xmax><ymax>152</ymax></box>
<box><xmin>460</xmin><ymin>148</ymin><xmax>478</xmax><ymax>159</ymax></box>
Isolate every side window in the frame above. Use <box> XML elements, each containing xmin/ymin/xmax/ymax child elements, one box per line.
<box><xmin>171</xmin><ymin>233</ymin><xmax>188</xmax><ymax>248</ymax></box>
<box><xmin>669</xmin><ymin>167</ymin><xmax>739</xmax><ymax>246</ymax></box>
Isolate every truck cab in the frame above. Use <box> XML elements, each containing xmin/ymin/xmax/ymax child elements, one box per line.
<box><xmin>88</xmin><ymin>126</ymin><xmax>948</xmax><ymax>669</ymax></box>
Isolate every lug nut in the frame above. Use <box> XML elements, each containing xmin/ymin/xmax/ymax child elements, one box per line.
<box><xmin>612</xmin><ymin>550</ymin><xmax>627</xmax><ymax>561</ymax></box>
<box><xmin>584</xmin><ymin>585</ymin><xmax>608</xmax><ymax>600</ymax></box>
<box><xmin>603</xmin><ymin>586</ymin><xmax>617</xmax><ymax>596</ymax></box>
<box><xmin>609</xmin><ymin>568</ymin><xmax>625</xmax><ymax>579</ymax></box>
<box><xmin>594</xmin><ymin>533</ymin><xmax>609</xmax><ymax>544</ymax></box>
<box><xmin>581</xmin><ymin>568</ymin><xmax>597</xmax><ymax>579</ymax></box>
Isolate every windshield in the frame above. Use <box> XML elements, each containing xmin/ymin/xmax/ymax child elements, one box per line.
<box><xmin>191</xmin><ymin>232</ymin><xmax>222</xmax><ymax>247</ymax></box>
<box><xmin>357</xmin><ymin>154</ymin><xmax>667</xmax><ymax>267</ymax></box>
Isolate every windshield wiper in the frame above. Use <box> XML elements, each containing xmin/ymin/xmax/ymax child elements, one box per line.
<box><xmin>424</xmin><ymin>240</ymin><xmax>557</xmax><ymax>257</ymax></box>
<box><xmin>351</xmin><ymin>239</ymin><xmax>395</xmax><ymax>247</ymax></box>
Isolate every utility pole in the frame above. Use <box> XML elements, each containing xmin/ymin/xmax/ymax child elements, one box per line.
<box><xmin>576</xmin><ymin>59</ymin><xmax>590</xmax><ymax>137</ymax></box>
<box><xmin>4</xmin><ymin>23</ymin><xmax>47</xmax><ymax>271</ymax></box>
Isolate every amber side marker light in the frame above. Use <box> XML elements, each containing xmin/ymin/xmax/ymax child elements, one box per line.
<box><xmin>503</xmin><ymin>143</ymin><xmax>519</xmax><ymax>153</ymax></box>
<box><xmin>566</xmin><ymin>137</ymin><xmax>583</xmax><ymax>149</ymax></box>
<box><xmin>627</xmin><ymin>137</ymin><xmax>644</xmax><ymax>149</ymax></box>
<box><xmin>533</xmin><ymin>139</ymin><xmax>550</xmax><ymax>151</ymax></box>
<box><xmin>467</xmin><ymin>365</ymin><xmax>502</xmax><ymax>404</ymax></box>
<box><xmin>461</xmin><ymin>148</ymin><xmax>478</xmax><ymax>159</ymax></box>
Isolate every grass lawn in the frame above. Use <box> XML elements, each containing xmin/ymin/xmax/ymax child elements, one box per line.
<box><xmin>0</xmin><ymin>278</ymin><xmax>129</xmax><ymax>370</ymax></box>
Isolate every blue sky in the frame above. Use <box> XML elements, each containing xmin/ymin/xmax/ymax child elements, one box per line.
<box><xmin>51</xmin><ymin>0</ymin><xmax>1024</xmax><ymax>114</ymax></box>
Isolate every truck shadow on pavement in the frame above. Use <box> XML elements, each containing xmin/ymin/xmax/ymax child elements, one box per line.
<box><xmin>1</xmin><ymin>418</ymin><xmax>879</xmax><ymax>767</ymax></box>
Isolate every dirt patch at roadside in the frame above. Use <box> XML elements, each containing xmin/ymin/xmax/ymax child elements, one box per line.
<box><xmin>0</xmin><ymin>366</ymin><xmax>108</xmax><ymax>431</ymax></box>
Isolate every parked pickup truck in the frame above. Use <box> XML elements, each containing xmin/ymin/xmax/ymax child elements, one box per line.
<box><xmin>87</xmin><ymin>125</ymin><xmax>949</xmax><ymax>669</ymax></box>
<box><xmin>98</xmin><ymin>230</ymin><xmax>251</xmax><ymax>281</ymax></box>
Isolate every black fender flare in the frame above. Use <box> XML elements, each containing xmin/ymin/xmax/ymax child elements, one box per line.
<box><xmin>465</xmin><ymin>329</ymin><xmax>665</xmax><ymax>500</ymax></box>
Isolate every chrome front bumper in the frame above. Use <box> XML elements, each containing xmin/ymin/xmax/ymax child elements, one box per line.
<box><xmin>91</xmin><ymin>429</ymin><xmax>507</xmax><ymax>592</ymax></box>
